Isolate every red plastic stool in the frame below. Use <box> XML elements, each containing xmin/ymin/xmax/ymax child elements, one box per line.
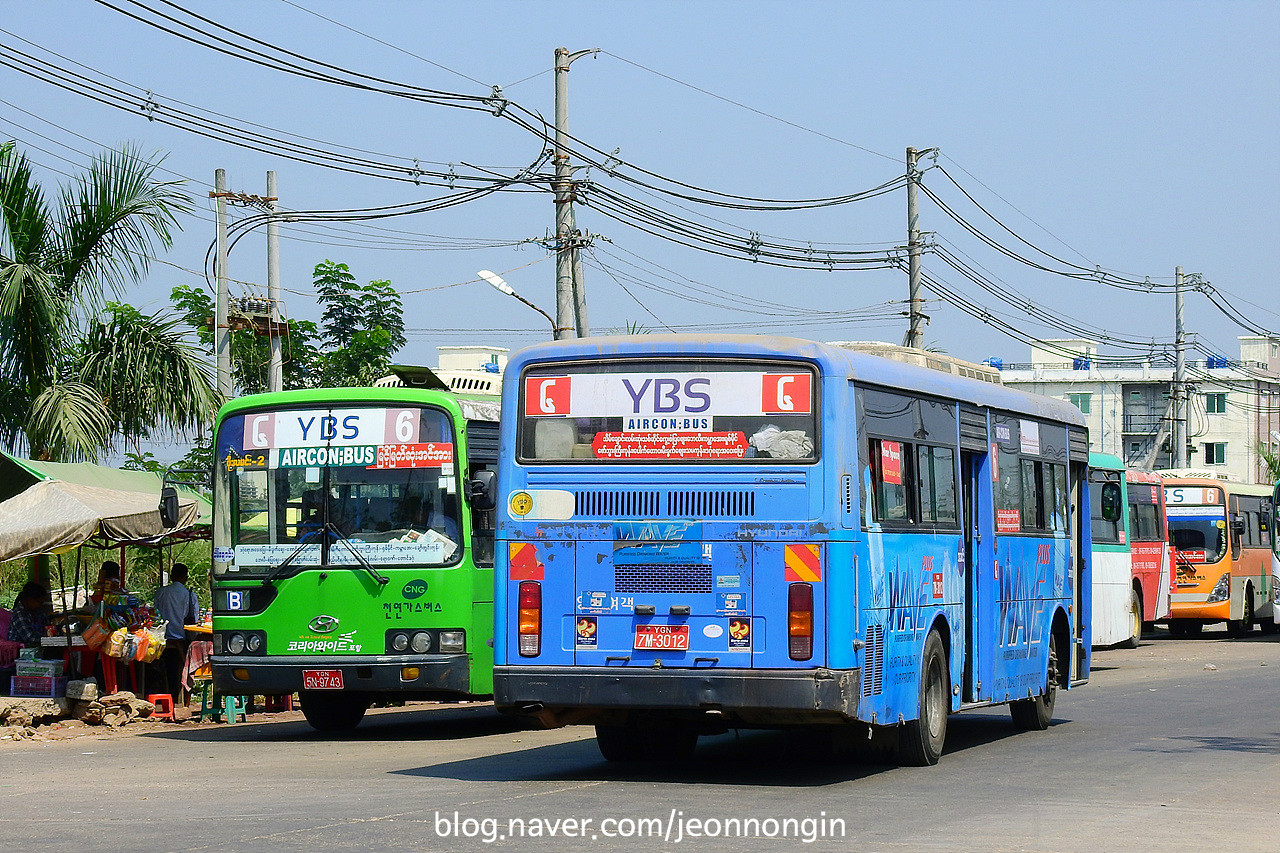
<box><xmin>146</xmin><ymin>693</ymin><xmax>174</xmax><ymax>721</ymax></box>
<box><xmin>263</xmin><ymin>694</ymin><xmax>294</xmax><ymax>712</ymax></box>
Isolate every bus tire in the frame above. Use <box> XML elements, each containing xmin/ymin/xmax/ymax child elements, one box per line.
<box><xmin>1226</xmin><ymin>586</ymin><xmax>1254</xmax><ymax>638</ymax></box>
<box><xmin>1120</xmin><ymin>590</ymin><xmax>1142</xmax><ymax>649</ymax></box>
<box><xmin>899</xmin><ymin>631</ymin><xmax>948</xmax><ymax>766</ymax></box>
<box><xmin>300</xmin><ymin>691</ymin><xmax>369</xmax><ymax>732</ymax></box>
<box><xmin>1010</xmin><ymin>634</ymin><xmax>1057</xmax><ymax>732</ymax></box>
<box><xmin>595</xmin><ymin>721</ymin><xmax>698</xmax><ymax>762</ymax></box>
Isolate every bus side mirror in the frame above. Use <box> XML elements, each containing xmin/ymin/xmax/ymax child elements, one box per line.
<box><xmin>1231</xmin><ymin>516</ymin><xmax>1246</xmax><ymax>536</ymax></box>
<box><xmin>159</xmin><ymin>485</ymin><xmax>180</xmax><ymax>528</ymax></box>
<box><xmin>468</xmin><ymin>470</ymin><xmax>497</xmax><ymax>511</ymax></box>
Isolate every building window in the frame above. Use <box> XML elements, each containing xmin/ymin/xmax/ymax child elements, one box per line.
<box><xmin>1130</xmin><ymin>442</ymin><xmax>1141</xmax><ymax>454</ymax></box>
<box><xmin>1204</xmin><ymin>442</ymin><xmax>1227</xmax><ymax>465</ymax></box>
<box><xmin>1129</xmin><ymin>391</ymin><xmax>1142</xmax><ymax>403</ymax></box>
<box><xmin>1205</xmin><ymin>392</ymin><xmax>1226</xmax><ymax>414</ymax></box>
<box><xmin>1067</xmin><ymin>392</ymin><xmax>1091</xmax><ymax>414</ymax></box>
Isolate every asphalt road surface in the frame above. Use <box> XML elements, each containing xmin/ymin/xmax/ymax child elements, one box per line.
<box><xmin>4</xmin><ymin>629</ymin><xmax>1277</xmax><ymax>852</ymax></box>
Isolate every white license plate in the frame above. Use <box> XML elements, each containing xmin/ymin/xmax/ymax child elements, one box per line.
<box><xmin>302</xmin><ymin>669</ymin><xmax>343</xmax><ymax>690</ymax></box>
<box><xmin>633</xmin><ymin>625</ymin><xmax>690</xmax><ymax>651</ymax></box>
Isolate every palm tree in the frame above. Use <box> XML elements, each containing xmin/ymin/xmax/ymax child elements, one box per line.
<box><xmin>0</xmin><ymin>141</ymin><xmax>216</xmax><ymax>461</ymax></box>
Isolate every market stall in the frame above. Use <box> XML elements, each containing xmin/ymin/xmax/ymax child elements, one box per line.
<box><xmin>0</xmin><ymin>452</ymin><xmax>209</xmax><ymax>707</ymax></box>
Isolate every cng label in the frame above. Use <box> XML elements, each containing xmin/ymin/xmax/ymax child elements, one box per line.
<box><xmin>402</xmin><ymin>579</ymin><xmax>429</xmax><ymax>600</ymax></box>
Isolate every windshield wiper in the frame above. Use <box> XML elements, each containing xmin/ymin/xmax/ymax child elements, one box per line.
<box><xmin>263</xmin><ymin>538</ymin><xmax>318</xmax><ymax>587</ymax></box>
<box><xmin>324</xmin><ymin>521</ymin><xmax>390</xmax><ymax>586</ymax></box>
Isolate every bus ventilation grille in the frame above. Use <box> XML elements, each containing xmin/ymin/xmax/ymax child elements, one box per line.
<box><xmin>574</xmin><ymin>490</ymin><xmax>757</xmax><ymax>518</ymax></box>
<box><xmin>666</xmin><ymin>490</ymin><xmax>756</xmax><ymax>517</ymax></box>
<box><xmin>575</xmin><ymin>490</ymin><xmax>662</xmax><ymax>517</ymax></box>
<box><xmin>840</xmin><ymin>473</ymin><xmax>854</xmax><ymax>516</ymax></box>
<box><xmin>615</xmin><ymin>563</ymin><xmax>713</xmax><ymax>595</ymax></box>
<box><xmin>862</xmin><ymin>625</ymin><xmax>884</xmax><ymax>697</ymax></box>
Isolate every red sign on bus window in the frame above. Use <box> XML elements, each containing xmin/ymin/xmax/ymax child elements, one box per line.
<box><xmin>881</xmin><ymin>440</ymin><xmax>903</xmax><ymax>485</ymax></box>
<box><xmin>525</xmin><ymin>376</ymin><xmax>571</xmax><ymax>416</ymax></box>
<box><xmin>761</xmin><ymin>373</ymin><xmax>812</xmax><ymax>414</ymax></box>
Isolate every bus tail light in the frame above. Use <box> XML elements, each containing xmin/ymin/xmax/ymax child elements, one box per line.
<box><xmin>788</xmin><ymin>582</ymin><xmax>813</xmax><ymax>661</ymax></box>
<box><xmin>518</xmin><ymin>581</ymin><xmax>541</xmax><ymax>657</ymax></box>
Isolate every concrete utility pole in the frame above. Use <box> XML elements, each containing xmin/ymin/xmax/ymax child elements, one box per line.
<box><xmin>904</xmin><ymin>146</ymin><xmax>931</xmax><ymax>350</ymax></box>
<box><xmin>266</xmin><ymin>171</ymin><xmax>283</xmax><ymax>393</ymax></box>
<box><xmin>1173</xmin><ymin>266</ymin><xmax>1187</xmax><ymax>467</ymax></box>
<box><xmin>214</xmin><ymin>169</ymin><xmax>232</xmax><ymax>399</ymax></box>
<box><xmin>554</xmin><ymin>46</ymin><xmax>598</xmax><ymax>340</ymax></box>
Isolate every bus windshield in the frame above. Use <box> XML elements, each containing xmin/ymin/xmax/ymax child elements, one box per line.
<box><xmin>518</xmin><ymin>360</ymin><xmax>818</xmax><ymax>463</ymax></box>
<box><xmin>1166</xmin><ymin>506</ymin><xmax>1228</xmax><ymax>564</ymax></box>
<box><xmin>216</xmin><ymin>405</ymin><xmax>462</xmax><ymax>573</ymax></box>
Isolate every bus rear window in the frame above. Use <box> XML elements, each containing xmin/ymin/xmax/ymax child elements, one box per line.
<box><xmin>518</xmin><ymin>361</ymin><xmax>818</xmax><ymax>463</ymax></box>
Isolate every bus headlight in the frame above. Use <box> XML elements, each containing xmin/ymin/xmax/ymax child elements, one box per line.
<box><xmin>391</xmin><ymin>632</ymin><xmax>410</xmax><ymax>652</ymax></box>
<box><xmin>227</xmin><ymin>633</ymin><xmax>246</xmax><ymax>655</ymax></box>
<box><xmin>1207</xmin><ymin>572</ymin><xmax>1231</xmax><ymax>603</ymax></box>
<box><xmin>245</xmin><ymin>633</ymin><xmax>264</xmax><ymax>653</ymax></box>
<box><xmin>410</xmin><ymin>631</ymin><xmax>432</xmax><ymax>653</ymax></box>
<box><xmin>437</xmin><ymin>631</ymin><xmax>465</xmax><ymax>653</ymax></box>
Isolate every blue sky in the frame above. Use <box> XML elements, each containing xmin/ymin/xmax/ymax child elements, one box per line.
<box><xmin>3</xmin><ymin>0</ymin><xmax>1277</xmax><ymax>395</ymax></box>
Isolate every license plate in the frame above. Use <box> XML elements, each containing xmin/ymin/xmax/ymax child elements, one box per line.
<box><xmin>634</xmin><ymin>624</ymin><xmax>689</xmax><ymax>651</ymax></box>
<box><xmin>302</xmin><ymin>669</ymin><xmax>343</xmax><ymax>690</ymax></box>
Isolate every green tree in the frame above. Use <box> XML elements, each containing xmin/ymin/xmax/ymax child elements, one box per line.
<box><xmin>1258</xmin><ymin>442</ymin><xmax>1280</xmax><ymax>483</ymax></box>
<box><xmin>171</xmin><ymin>284</ymin><xmax>321</xmax><ymax>394</ymax></box>
<box><xmin>0</xmin><ymin>141</ymin><xmax>214</xmax><ymax>461</ymax></box>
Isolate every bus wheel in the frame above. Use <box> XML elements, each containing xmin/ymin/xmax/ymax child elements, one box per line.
<box><xmin>1120</xmin><ymin>591</ymin><xmax>1142</xmax><ymax>649</ymax></box>
<box><xmin>1226</xmin><ymin>587</ymin><xmax>1254</xmax><ymax>638</ymax></box>
<box><xmin>1010</xmin><ymin>634</ymin><xmax>1057</xmax><ymax>732</ymax></box>
<box><xmin>899</xmin><ymin>631</ymin><xmax>948</xmax><ymax>766</ymax></box>
<box><xmin>300</xmin><ymin>691</ymin><xmax>369</xmax><ymax>732</ymax></box>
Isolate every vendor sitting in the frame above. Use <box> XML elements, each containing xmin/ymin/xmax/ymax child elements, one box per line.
<box><xmin>91</xmin><ymin>560</ymin><xmax>126</xmax><ymax>603</ymax></box>
<box><xmin>7</xmin><ymin>581</ymin><xmax>51</xmax><ymax>647</ymax></box>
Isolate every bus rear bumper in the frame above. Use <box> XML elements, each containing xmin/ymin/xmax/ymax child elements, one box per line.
<box><xmin>213</xmin><ymin>654</ymin><xmax>475</xmax><ymax>697</ymax></box>
<box><xmin>493</xmin><ymin>665</ymin><xmax>861</xmax><ymax>727</ymax></box>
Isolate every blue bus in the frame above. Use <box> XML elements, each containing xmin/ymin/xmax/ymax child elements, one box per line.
<box><xmin>493</xmin><ymin>335</ymin><xmax>1091</xmax><ymax>765</ymax></box>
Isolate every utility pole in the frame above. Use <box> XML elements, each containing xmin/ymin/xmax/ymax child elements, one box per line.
<box><xmin>214</xmin><ymin>169</ymin><xmax>232</xmax><ymax>399</ymax></box>
<box><xmin>554</xmin><ymin>46</ymin><xmax>598</xmax><ymax>340</ymax></box>
<box><xmin>266</xmin><ymin>171</ymin><xmax>283</xmax><ymax>393</ymax></box>
<box><xmin>904</xmin><ymin>146</ymin><xmax>931</xmax><ymax>350</ymax></box>
<box><xmin>1173</xmin><ymin>266</ymin><xmax>1187</xmax><ymax>467</ymax></box>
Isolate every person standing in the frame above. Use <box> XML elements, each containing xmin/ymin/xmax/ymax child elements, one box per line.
<box><xmin>154</xmin><ymin>563</ymin><xmax>199</xmax><ymax>708</ymax></box>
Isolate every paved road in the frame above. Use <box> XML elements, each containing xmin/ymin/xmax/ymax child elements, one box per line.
<box><xmin>4</xmin><ymin>630</ymin><xmax>1277</xmax><ymax>852</ymax></box>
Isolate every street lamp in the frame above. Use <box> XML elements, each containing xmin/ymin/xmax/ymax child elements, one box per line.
<box><xmin>478</xmin><ymin>270</ymin><xmax>562</xmax><ymax>339</ymax></box>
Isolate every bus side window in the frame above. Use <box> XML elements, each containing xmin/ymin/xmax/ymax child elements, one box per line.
<box><xmin>870</xmin><ymin>438</ymin><xmax>913</xmax><ymax>523</ymax></box>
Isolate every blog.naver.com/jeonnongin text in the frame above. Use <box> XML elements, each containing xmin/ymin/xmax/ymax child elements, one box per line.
<box><xmin>433</xmin><ymin>809</ymin><xmax>846</xmax><ymax>844</ymax></box>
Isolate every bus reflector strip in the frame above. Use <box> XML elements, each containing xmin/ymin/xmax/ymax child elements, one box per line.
<box><xmin>518</xmin><ymin>581</ymin><xmax>541</xmax><ymax>657</ymax></box>
<box><xmin>784</xmin><ymin>543</ymin><xmax>822</xmax><ymax>582</ymax></box>
<box><xmin>788</xmin><ymin>582</ymin><xmax>814</xmax><ymax>661</ymax></box>
<box><xmin>509</xmin><ymin>542</ymin><xmax>544</xmax><ymax>581</ymax></box>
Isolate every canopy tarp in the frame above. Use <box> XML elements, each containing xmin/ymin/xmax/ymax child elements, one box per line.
<box><xmin>0</xmin><ymin>451</ymin><xmax>209</xmax><ymax>563</ymax></box>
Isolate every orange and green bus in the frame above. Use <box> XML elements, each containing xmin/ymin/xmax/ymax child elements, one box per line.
<box><xmin>1158</xmin><ymin>471</ymin><xmax>1272</xmax><ymax>637</ymax></box>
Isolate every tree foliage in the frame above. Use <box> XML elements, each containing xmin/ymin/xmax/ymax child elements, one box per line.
<box><xmin>0</xmin><ymin>141</ymin><xmax>214</xmax><ymax>461</ymax></box>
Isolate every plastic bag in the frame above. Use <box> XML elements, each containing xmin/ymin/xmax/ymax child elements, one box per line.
<box><xmin>81</xmin><ymin>618</ymin><xmax>111</xmax><ymax>650</ymax></box>
<box><xmin>131</xmin><ymin>630</ymin><xmax>150</xmax><ymax>662</ymax></box>
<box><xmin>106</xmin><ymin>627</ymin><xmax>129</xmax><ymax>659</ymax></box>
<box><xmin>141</xmin><ymin>625</ymin><xmax>166</xmax><ymax>662</ymax></box>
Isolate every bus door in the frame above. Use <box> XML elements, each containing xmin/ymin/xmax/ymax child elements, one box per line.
<box><xmin>1070</xmin><ymin>459</ymin><xmax>1089</xmax><ymax>680</ymax></box>
<box><xmin>572</xmin><ymin>524</ymin><xmax>756</xmax><ymax>670</ymax></box>
<box><xmin>961</xmin><ymin>450</ymin><xmax>994</xmax><ymax>703</ymax></box>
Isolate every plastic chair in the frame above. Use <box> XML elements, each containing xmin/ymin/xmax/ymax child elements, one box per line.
<box><xmin>146</xmin><ymin>693</ymin><xmax>174</xmax><ymax>721</ymax></box>
<box><xmin>193</xmin><ymin>678</ymin><xmax>215</xmax><ymax>721</ymax></box>
<box><xmin>218</xmin><ymin>694</ymin><xmax>248</xmax><ymax>724</ymax></box>
<box><xmin>263</xmin><ymin>694</ymin><xmax>294</xmax><ymax>712</ymax></box>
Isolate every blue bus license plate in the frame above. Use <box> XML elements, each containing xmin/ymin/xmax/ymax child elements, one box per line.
<box><xmin>302</xmin><ymin>669</ymin><xmax>343</xmax><ymax>690</ymax></box>
<box><xmin>634</xmin><ymin>625</ymin><xmax>689</xmax><ymax>651</ymax></box>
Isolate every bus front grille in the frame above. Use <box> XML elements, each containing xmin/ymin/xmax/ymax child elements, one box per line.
<box><xmin>615</xmin><ymin>563</ymin><xmax>713</xmax><ymax>594</ymax></box>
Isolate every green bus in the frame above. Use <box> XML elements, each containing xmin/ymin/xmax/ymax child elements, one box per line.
<box><xmin>210</xmin><ymin>369</ymin><xmax>499</xmax><ymax>730</ymax></box>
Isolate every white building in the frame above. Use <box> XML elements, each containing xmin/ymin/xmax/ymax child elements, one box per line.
<box><xmin>994</xmin><ymin>337</ymin><xmax>1280</xmax><ymax>484</ymax></box>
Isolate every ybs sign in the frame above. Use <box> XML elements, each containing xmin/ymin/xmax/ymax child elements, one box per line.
<box><xmin>524</xmin><ymin>371</ymin><xmax>813</xmax><ymax>418</ymax></box>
